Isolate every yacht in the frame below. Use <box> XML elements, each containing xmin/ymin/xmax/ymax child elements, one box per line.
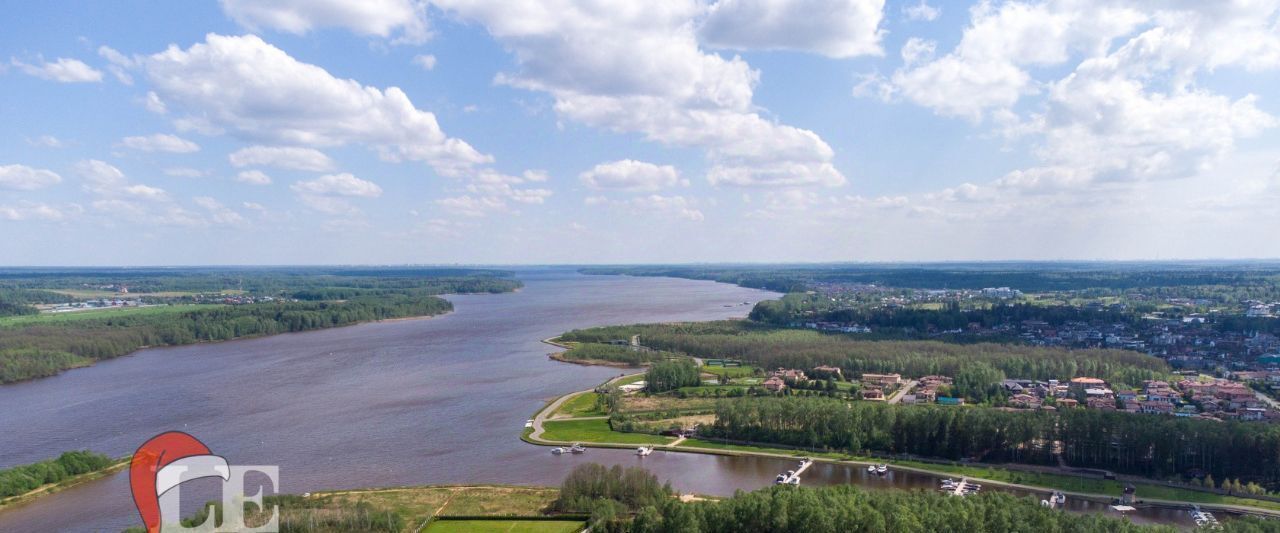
<box><xmin>569</xmin><ymin>443</ymin><xmax>587</xmax><ymax>454</ymax></box>
<box><xmin>866</xmin><ymin>465</ymin><xmax>877</xmax><ymax>473</ymax></box>
<box><xmin>636</xmin><ymin>446</ymin><xmax>653</xmax><ymax>456</ymax></box>
<box><xmin>551</xmin><ymin>447</ymin><xmax>567</xmax><ymax>455</ymax></box>
<box><xmin>875</xmin><ymin>464</ymin><xmax>888</xmax><ymax>475</ymax></box>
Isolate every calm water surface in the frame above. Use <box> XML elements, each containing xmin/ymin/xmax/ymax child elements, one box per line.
<box><xmin>0</xmin><ymin>270</ymin><xmax>1209</xmax><ymax>530</ymax></box>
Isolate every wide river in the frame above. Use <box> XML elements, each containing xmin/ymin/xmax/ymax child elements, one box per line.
<box><xmin>0</xmin><ymin>270</ymin><xmax>1205</xmax><ymax>531</ymax></box>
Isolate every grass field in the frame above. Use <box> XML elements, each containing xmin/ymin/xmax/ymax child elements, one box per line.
<box><xmin>425</xmin><ymin>520</ymin><xmax>584</xmax><ymax>533</ymax></box>
<box><xmin>699</xmin><ymin>365</ymin><xmax>758</xmax><ymax>379</ymax></box>
<box><xmin>0</xmin><ymin>304</ymin><xmax>208</xmax><ymax>327</ymax></box>
<box><xmin>313</xmin><ymin>485</ymin><xmax>561</xmax><ymax>530</ymax></box>
<box><xmin>553</xmin><ymin>392</ymin><xmax>606</xmax><ymax>418</ymax></box>
<box><xmin>539</xmin><ymin>419</ymin><xmax>673</xmax><ymax>445</ymax></box>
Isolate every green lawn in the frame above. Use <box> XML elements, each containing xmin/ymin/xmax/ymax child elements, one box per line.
<box><xmin>554</xmin><ymin>392</ymin><xmax>606</xmax><ymax>418</ymax></box>
<box><xmin>539</xmin><ymin>419</ymin><xmax>672</xmax><ymax>445</ymax></box>
<box><xmin>0</xmin><ymin>304</ymin><xmax>209</xmax><ymax>327</ymax></box>
<box><xmin>616</xmin><ymin>373</ymin><xmax>647</xmax><ymax>386</ymax></box>
<box><xmin>425</xmin><ymin>520</ymin><xmax>584</xmax><ymax>533</ymax></box>
<box><xmin>700</xmin><ymin>365</ymin><xmax>758</xmax><ymax>379</ymax></box>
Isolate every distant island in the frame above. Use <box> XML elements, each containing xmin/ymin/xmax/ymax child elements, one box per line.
<box><xmin>0</xmin><ymin>267</ymin><xmax>521</xmax><ymax>383</ymax></box>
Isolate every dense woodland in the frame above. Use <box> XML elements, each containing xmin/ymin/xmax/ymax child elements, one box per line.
<box><xmin>644</xmin><ymin>360</ymin><xmax>702</xmax><ymax>392</ymax></box>
<box><xmin>561</xmin><ymin>321</ymin><xmax>1169</xmax><ymax>387</ymax></box>
<box><xmin>0</xmin><ymin>269</ymin><xmax>521</xmax><ymax>384</ymax></box>
<box><xmin>705</xmin><ymin>397</ymin><xmax>1280</xmax><ymax>488</ymax></box>
<box><xmin>0</xmin><ymin>451</ymin><xmax>114</xmax><ymax>499</ymax></box>
<box><xmin>582</xmin><ymin>263</ymin><xmax>1280</xmax><ymax>297</ymax></box>
<box><xmin>560</xmin><ymin>343</ymin><xmax>673</xmax><ymax>366</ymax></box>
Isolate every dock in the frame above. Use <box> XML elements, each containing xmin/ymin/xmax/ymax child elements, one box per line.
<box><xmin>941</xmin><ymin>478</ymin><xmax>981</xmax><ymax>496</ymax></box>
<box><xmin>775</xmin><ymin>459</ymin><xmax>815</xmax><ymax>485</ymax></box>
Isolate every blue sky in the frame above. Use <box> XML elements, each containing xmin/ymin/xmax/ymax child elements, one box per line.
<box><xmin>2</xmin><ymin>0</ymin><xmax>1279</xmax><ymax>265</ymax></box>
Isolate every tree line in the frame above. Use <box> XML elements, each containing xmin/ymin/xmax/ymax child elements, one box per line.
<box><xmin>645</xmin><ymin>360</ymin><xmax>701</xmax><ymax>392</ymax></box>
<box><xmin>562</xmin><ymin>321</ymin><xmax>1169</xmax><ymax>387</ymax></box>
<box><xmin>704</xmin><ymin>396</ymin><xmax>1280</xmax><ymax>489</ymax></box>
<box><xmin>0</xmin><ymin>450</ymin><xmax>115</xmax><ymax>499</ymax></box>
<box><xmin>0</xmin><ymin>296</ymin><xmax>453</xmax><ymax>384</ymax></box>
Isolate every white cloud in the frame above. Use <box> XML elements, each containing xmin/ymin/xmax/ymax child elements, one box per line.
<box><xmin>26</xmin><ymin>135</ymin><xmax>63</xmax><ymax>148</ymax></box>
<box><xmin>0</xmin><ymin>164</ymin><xmax>62</xmax><ymax>190</ymax></box>
<box><xmin>432</xmin><ymin>1</ymin><xmax>845</xmax><ymax>188</ymax></box>
<box><xmin>192</xmin><ymin>196</ymin><xmax>248</xmax><ymax>225</ymax></box>
<box><xmin>10</xmin><ymin>57</ymin><xmax>103</xmax><ymax>83</ymax></box>
<box><xmin>142</xmin><ymin>34</ymin><xmax>489</xmax><ymax>177</ymax></box>
<box><xmin>220</xmin><ymin>0</ymin><xmax>429</xmax><ymax>43</ymax></box>
<box><xmin>119</xmin><ymin>133</ymin><xmax>201</xmax><ymax>153</ymax></box>
<box><xmin>436</xmin><ymin>168</ymin><xmax>553</xmax><ymax>215</ymax></box>
<box><xmin>698</xmin><ymin>0</ymin><xmax>885</xmax><ymax>58</ymax></box>
<box><xmin>228</xmin><ymin>146</ymin><xmax>336</xmax><ymax>172</ymax></box>
<box><xmin>902</xmin><ymin>0</ymin><xmax>940</xmax><ymax>22</ymax></box>
<box><xmin>291</xmin><ymin>173</ymin><xmax>382</xmax><ymax>197</ymax></box>
<box><xmin>629</xmin><ymin>194</ymin><xmax>705</xmax><ymax>221</ymax></box>
<box><xmin>234</xmin><ymin>170</ymin><xmax>273</xmax><ymax>185</ymax></box>
<box><xmin>412</xmin><ymin>54</ymin><xmax>437</xmax><ymax>70</ymax></box>
<box><xmin>0</xmin><ymin>202</ymin><xmax>65</xmax><ymax>222</ymax></box>
<box><xmin>580</xmin><ymin>159</ymin><xmax>683</xmax><ymax>191</ymax></box>
<box><xmin>143</xmin><ymin>91</ymin><xmax>167</xmax><ymax>114</ymax></box>
<box><xmin>75</xmin><ymin>159</ymin><xmax>169</xmax><ymax>201</ymax></box>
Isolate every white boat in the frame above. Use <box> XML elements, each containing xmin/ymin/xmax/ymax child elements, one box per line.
<box><xmin>866</xmin><ymin>465</ymin><xmax>877</xmax><ymax>473</ymax></box>
<box><xmin>524</xmin><ymin>419</ymin><xmax>534</xmax><ymax>428</ymax></box>
<box><xmin>775</xmin><ymin>474</ymin><xmax>788</xmax><ymax>483</ymax></box>
<box><xmin>551</xmin><ymin>447</ymin><xmax>567</xmax><ymax>455</ymax></box>
<box><xmin>1050</xmin><ymin>491</ymin><xmax>1066</xmax><ymax>507</ymax></box>
<box><xmin>636</xmin><ymin>446</ymin><xmax>653</xmax><ymax>456</ymax></box>
<box><xmin>875</xmin><ymin>464</ymin><xmax>888</xmax><ymax>475</ymax></box>
<box><xmin>569</xmin><ymin>443</ymin><xmax>587</xmax><ymax>454</ymax></box>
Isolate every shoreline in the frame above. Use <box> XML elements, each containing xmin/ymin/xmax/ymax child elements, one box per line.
<box><xmin>0</xmin><ymin>458</ymin><xmax>129</xmax><ymax>512</ymax></box>
<box><xmin>0</xmin><ymin>307</ymin><xmax>459</xmax><ymax>387</ymax></box>
<box><xmin>523</xmin><ymin>367</ymin><xmax>1280</xmax><ymax>519</ymax></box>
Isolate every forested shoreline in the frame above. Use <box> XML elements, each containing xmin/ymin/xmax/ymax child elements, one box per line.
<box><xmin>0</xmin><ymin>269</ymin><xmax>522</xmax><ymax>384</ymax></box>
<box><xmin>704</xmin><ymin>396</ymin><xmax>1280</xmax><ymax>489</ymax></box>
<box><xmin>561</xmin><ymin>321</ymin><xmax>1169</xmax><ymax>386</ymax></box>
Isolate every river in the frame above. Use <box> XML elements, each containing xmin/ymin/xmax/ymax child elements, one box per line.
<box><xmin>0</xmin><ymin>269</ymin><xmax>1207</xmax><ymax>530</ymax></box>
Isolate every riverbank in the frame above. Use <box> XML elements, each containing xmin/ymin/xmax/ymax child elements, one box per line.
<box><xmin>523</xmin><ymin>373</ymin><xmax>1280</xmax><ymax>519</ymax></box>
<box><xmin>0</xmin><ymin>457</ymin><xmax>128</xmax><ymax>511</ymax></box>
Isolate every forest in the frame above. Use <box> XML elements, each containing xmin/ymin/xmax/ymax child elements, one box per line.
<box><xmin>560</xmin><ymin>321</ymin><xmax>1170</xmax><ymax>387</ymax></box>
<box><xmin>0</xmin><ymin>269</ymin><xmax>522</xmax><ymax>384</ymax></box>
<box><xmin>0</xmin><ymin>450</ymin><xmax>115</xmax><ymax>499</ymax></box>
<box><xmin>582</xmin><ymin>262</ymin><xmax>1280</xmax><ymax>297</ymax></box>
<box><xmin>559</xmin><ymin>343</ymin><xmax>673</xmax><ymax>366</ymax></box>
<box><xmin>704</xmin><ymin>396</ymin><xmax>1280</xmax><ymax>489</ymax></box>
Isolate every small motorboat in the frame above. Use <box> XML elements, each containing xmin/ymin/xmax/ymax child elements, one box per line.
<box><xmin>524</xmin><ymin>419</ymin><xmax>534</xmax><ymax>428</ymax></box>
<box><xmin>875</xmin><ymin>464</ymin><xmax>888</xmax><ymax>475</ymax></box>
<box><xmin>1051</xmin><ymin>491</ymin><xmax>1066</xmax><ymax>507</ymax></box>
<box><xmin>775</xmin><ymin>473</ymin><xmax>788</xmax><ymax>483</ymax></box>
<box><xmin>636</xmin><ymin>446</ymin><xmax>653</xmax><ymax>456</ymax></box>
<box><xmin>569</xmin><ymin>443</ymin><xmax>587</xmax><ymax>454</ymax></box>
<box><xmin>787</xmin><ymin>477</ymin><xmax>800</xmax><ymax>486</ymax></box>
<box><xmin>551</xmin><ymin>447</ymin><xmax>567</xmax><ymax>455</ymax></box>
<box><xmin>866</xmin><ymin>465</ymin><xmax>877</xmax><ymax>473</ymax></box>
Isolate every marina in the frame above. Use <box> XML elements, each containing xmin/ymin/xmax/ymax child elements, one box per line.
<box><xmin>774</xmin><ymin>459</ymin><xmax>814</xmax><ymax>486</ymax></box>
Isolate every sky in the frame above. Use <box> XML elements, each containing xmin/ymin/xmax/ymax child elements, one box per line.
<box><xmin>1</xmin><ymin>0</ymin><xmax>1279</xmax><ymax>266</ymax></box>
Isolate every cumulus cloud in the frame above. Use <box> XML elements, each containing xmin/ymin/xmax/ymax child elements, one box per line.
<box><xmin>698</xmin><ymin>0</ymin><xmax>885</xmax><ymax>58</ymax></box>
<box><xmin>234</xmin><ymin>170</ymin><xmax>273</xmax><ymax>185</ymax></box>
<box><xmin>291</xmin><ymin>173</ymin><xmax>382</xmax><ymax>215</ymax></box>
<box><xmin>228</xmin><ymin>146</ymin><xmax>336</xmax><ymax>172</ymax></box>
<box><xmin>219</xmin><ymin>0</ymin><xmax>429</xmax><ymax>43</ymax></box>
<box><xmin>436</xmin><ymin>168</ymin><xmax>552</xmax><ymax>216</ymax></box>
<box><xmin>412</xmin><ymin>54</ymin><xmax>437</xmax><ymax>70</ymax></box>
<box><xmin>76</xmin><ymin>159</ymin><xmax>168</xmax><ymax>201</ymax></box>
<box><xmin>192</xmin><ymin>196</ymin><xmax>248</xmax><ymax>226</ymax></box>
<box><xmin>10</xmin><ymin>57</ymin><xmax>103</xmax><ymax>83</ymax></box>
<box><xmin>119</xmin><ymin>133</ymin><xmax>201</xmax><ymax>153</ymax></box>
<box><xmin>580</xmin><ymin>159</ymin><xmax>683</xmax><ymax>191</ymax></box>
<box><xmin>629</xmin><ymin>194</ymin><xmax>705</xmax><ymax>221</ymax></box>
<box><xmin>26</xmin><ymin>135</ymin><xmax>63</xmax><ymax>148</ymax></box>
<box><xmin>902</xmin><ymin>0</ymin><xmax>940</xmax><ymax>21</ymax></box>
<box><xmin>291</xmin><ymin>173</ymin><xmax>382</xmax><ymax>197</ymax></box>
<box><xmin>431</xmin><ymin>1</ymin><xmax>845</xmax><ymax>188</ymax></box>
<box><xmin>141</xmin><ymin>34</ymin><xmax>489</xmax><ymax>177</ymax></box>
<box><xmin>0</xmin><ymin>202</ymin><xmax>66</xmax><ymax>222</ymax></box>
<box><xmin>0</xmin><ymin>164</ymin><xmax>62</xmax><ymax>190</ymax></box>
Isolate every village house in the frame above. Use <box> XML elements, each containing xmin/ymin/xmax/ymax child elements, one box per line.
<box><xmin>861</xmin><ymin>373</ymin><xmax>902</xmax><ymax>388</ymax></box>
<box><xmin>862</xmin><ymin>389</ymin><xmax>886</xmax><ymax>401</ymax></box>
<box><xmin>771</xmin><ymin>368</ymin><xmax>808</xmax><ymax>381</ymax></box>
<box><xmin>763</xmin><ymin>376</ymin><xmax>787</xmax><ymax>392</ymax></box>
<box><xmin>1140</xmin><ymin>401</ymin><xmax>1175</xmax><ymax>415</ymax></box>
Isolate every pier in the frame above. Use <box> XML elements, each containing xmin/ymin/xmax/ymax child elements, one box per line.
<box><xmin>941</xmin><ymin>478</ymin><xmax>981</xmax><ymax>496</ymax></box>
<box><xmin>775</xmin><ymin>459</ymin><xmax>815</xmax><ymax>485</ymax></box>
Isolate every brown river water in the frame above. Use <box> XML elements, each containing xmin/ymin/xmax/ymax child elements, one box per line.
<box><xmin>0</xmin><ymin>269</ymin><xmax>1214</xmax><ymax>530</ymax></box>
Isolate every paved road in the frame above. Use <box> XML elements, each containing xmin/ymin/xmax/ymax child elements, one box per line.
<box><xmin>887</xmin><ymin>380</ymin><xmax>918</xmax><ymax>404</ymax></box>
<box><xmin>529</xmin><ymin>372</ymin><xmax>641</xmax><ymax>442</ymax></box>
